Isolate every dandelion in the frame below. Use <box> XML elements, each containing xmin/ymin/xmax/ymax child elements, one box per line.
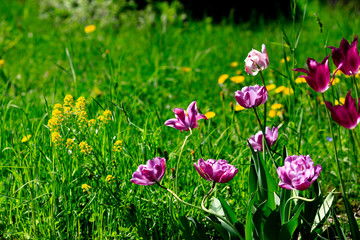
<box><xmin>230</xmin><ymin>76</ymin><xmax>245</xmax><ymax>84</ymax></box>
<box><xmin>106</xmin><ymin>175</ymin><xmax>115</xmax><ymax>183</ymax></box>
<box><xmin>218</xmin><ymin>74</ymin><xmax>229</xmax><ymax>84</ymax></box>
<box><xmin>235</xmin><ymin>105</ymin><xmax>245</xmax><ymax>111</ymax></box>
<box><xmin>66</xmin><ymin>138</ymin><xmax>75</xmax><ymax>149</ymax></box>
<box><xmin>271</xmin><ymin>103</ymin><xmax>283</xmax><ymax>110</ymax></box>
<box><xmin>283</xmin><ymin>87</ymin><xmax>294</xmax><ymax>95</ymax></box>
<box><xmin>21</xmin><ymin>135</ymin><xmax>32</xmax><ymax>143</ymax></box>
<box><xmin>330</xmin><ymin>77</ymin><xmax>340</xmax><ymax>86</ymax></box>
<box><xmin>205</xmin><ymin>111</ymin><xmax>216</xmax><ymax>119</ymax></box>
<box><xmin>269</xmin><ymin>110</ymin><xmax>276</xmax><ymax>118</ymax></box>
<box><xmin>335</xmin><ymin>97</ymin><xmax>345</xmax><ymax>105</ymax></box>
<box><xmin>230</xmin><ymin>62</ymin><xmax>239</xmax><ymax>68</ymax></box>
<box><xmin>275</xmin><ymin>86</ymin><xmax>286</xmax><ymax>93</ymax></box>
<box><xmin>79</xmin><ymin>141</ymin><xmax>92</xmax><ymax>154</ymax></box>
<box><xmin>266</xmin><ymin>84</ymin><xmax>276</xmax><ymax>91</ymax></box>
<box><xmin>64</xmin><ymin>95</ymin><xmax>74</xmax><ymax>106</ymax></box>
<box><xmin>82</xmin><ymin>184</ymin><xmax>91</xmax><ymax>192</ymax></box>
<box><xmin>0</xmin><ymin>59</ymin><xmax>4</xmax><ymax>68</ymax></box>
<box><xmin>84</xmin><ymin>25</ymin><xmax>96</xmax><ymax>33</ymax></box>
<box><xmin>181</xmin><ymin>67</ymin><xmax>191</xmax><ymax>73</ymax></box>
<box><xmin>51</xmin><ymin>132</ymin><xmax>62</xmax><ymax>145</ymax></box>
<box><xmin>295</xmin><ymin>77</ymin><xmax>307</xmax><ymax>84</ymax></box>
<box><xmin>236</xmin><ymin>70</ymin><xmax>242</xmax><ymax>75</ymax></box>
<box><xmin>113</xmin><ymin>140</ymin><xmax>123</xmax><ymax>152</ymax></box>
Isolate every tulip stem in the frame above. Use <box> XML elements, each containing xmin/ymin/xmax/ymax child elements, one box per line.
<box><xmin>175</xmin><ymin>129</ymin><xmax>192</xmax><ymax>195</ymax></box>
<box><xmin>253</xmin><ymin>108</ymin><xmax>278</xmax><ymax>167</ymax></box>
<box><xmin>201</xmin><ymin>182</ymin><xmax>216</xmax><ymax>210</ymax></box>
<box><xmin>321</xmin><ymin>93</ymin><xmax>346</xmax><ymax>195</ymax></box>
<box><xmin>353</xmin><ymin>130</ymin><xmax>360</xmax><ymax>149</ymax></box>
<box><xmin>352</xmin><ymin>75</ymin><xmax>360</xmax><ymax>112</ymax></box>
<box><xmin>157</xmin><ymin>182</ymin><xmax>242</xmax><ymax>238</ymax></box>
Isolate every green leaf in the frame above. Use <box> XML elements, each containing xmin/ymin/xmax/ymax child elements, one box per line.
<box><xmin>311</xmin><ymin>190</ymin><xmax>334</xmax><ymax>232</ymax></box>
<box><xmin>263</xmin><ymin>210</ymin><xmax>281</xmax><ymax>240</ymax></box>
<box><xmin>343</xmin><ymin>194</ymin><xmax>360</xmax><ymax>239</ymax></box>
<box><xmin>279</xmin><ymin>203</ymin><xmax>304</xmax><ymax>239</ymax></box>
<box><xmin>206</xmin><ymin>216</ymin><xmax>230</xmax><ymax>240</ymax></box>
<box><xmin>280</xmin><ymin>188</ymin><xmax>292</xmax><ymax>224</ymax></box>
<box><xmin>245</xmin><ymin>195</ymin><xmax>256</xmax><ymax>240</ymax></box>
<box><xmin>218</xmin><ymin>196</ymin><xmax>238</xmax><ymax>224</ymax></box>
<box><xmin>248</xmin><ymin>157</ymin><xmax>258</xmax><ymax>197</ymax></box>
<box><xmin>331</xmin><ymin>208</ymin><xmax>346</xmax><ymax>240</ymax></box>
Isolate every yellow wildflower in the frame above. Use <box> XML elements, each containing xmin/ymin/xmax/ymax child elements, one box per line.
<box><xmin>218</xmin><ymin>74</ymin><xmax>229</xmax><ymax>84</ymax></box>
<box><xmin>48</xmin><ymin>117</ymin><xmax>60</xmax><ymax>131</ymax></box>
<box><xmin>295</xmin><ymin>77</ymin><xmax>307</xmax><ymax>84</ymax></box>
<box><xmin>330</xmin><ymin>78</ymin><xmax>340</xmax><ymax>86</ymax></box>
<box><xmin>51</xmin><ymin>132</ymin><xmax>61</xmax><ymax>145</ymax></box>
<box><xmin>335</xmin><ymin>97</ymin><xmax>345</xmax><ymax>105</ymax></box>
<box><xmin>205</xmin><ymin>111</ymin><xmax>216</xmax><ymax>119</ymax></box>
<box><xmin>271</xmin><ymin>103</ymin><xmax>283</xmax><ymax>110</ymax></box>
<box><xmin>283</xmin><ymin>87</ymin><xmax>294</xmax><ymax>95</ymax></box>
<box><xmin>21</xmin><ymin>135</ymin><xmax>32</xmax><ymax>143</ymax></box>
<box><xmin>64</xmin><ymin>95</ymin><xmax>74</xmax><ymax>106</ymax></box>
<box><xmin>269</xmin><ymin>110</ymin><xmax>276</xmax><ymax>118</ymax></box>
<box><xmin>230</xmin><ymin>76</ymin><xmax>245</xmax><ymax>84</ymax></box>
<box><xmin>82</xmin><ymin>184</ymin><xmax>91</xmax><ymax>192</ymax></box>
<box><xmin>66</xmin><ymin>139</ymin><xmax>75</xmax><ymax>149</ymax></box>
<box><xmin>63</xmin><ymin>107</ymin><xmax>72</xmax><ymax>117</ymax></box>
<box><xmin>79</xmin><ymin>141</ymin><xmax>92</xmax><ymax>154</ymax></box>
<box><xmin>75</xmin><ymin>97</ymin><xmax>86</xmax><ymax>113</ymax></box>
<box><xmin>53</xmin><ymin>103</ymin><xmax>62</xmax><ymax>109</ymax></box>
<box><xmin>88</xmin><ymin>119</ymin><xmax>96</xmax><ymax>127</ymax></box>
<box><xmin>266</xmin><ymin>84</ymin><xmax>276</xmax><ymax>91</ymax></box>
<box><xmin>84</xmin><ymin>25</ymin><xmax>96</xmax><ymax>33</ymax></box>
<box><xmin>275</xmin><ymin>86</ymin><xmax>286</xmax><ymax>93</ymax></box>
<box><xmin>235</xmin><ymin>105</ymin><xmax>245</xmax><ymax>111</ymax></box>
<box><xmin>77</xmin><ymin>111</ymin><xmax>88</xmax><ymax>124</ymax></box>
<box><xmin>52</xmin><ymin>109</ymin><xmax>63</xmax><ymax>120</ymax></box>
<box><xmin>112</xmin><ymin>140</ymin><xmax>123</xmax><ymax>152</ymax></box>
<box><xmin>0</xmin><ymin>59</ymin><xmax>4</xmax><ymax>68</ymax></box>
<box><xmin>181</xmin><ymin>67</ymin><xmax>191</xmax><ymax>73</ymax></box>
<box><xmin>106</xmin><ymin>175</ymin><xmax>115</xmax><ymax>183</ymax></box>
<box><xmin>98</xmin><ymin>110</ymin><xmax>112</xmax><ymax>124</ymax></box>
<box><xmin>280</xmin><ymin>57</ymin><xmax>290</xmax><ymax>63</ymax></box>
<box><xmin>230</xmin><ymin>62</ymin><xmax>239</xmax><ymax>68</ymax></box>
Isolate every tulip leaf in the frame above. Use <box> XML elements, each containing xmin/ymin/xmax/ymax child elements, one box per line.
<box><xmin>218</xmin><ymin>196</ymin><xmax>238</xmax><ymax>224</ymax></box>
<box><xmin>206</xmin><ymin>216</ymin><xmax>230</xmax><ymax>240</ymax></box>
<box><xmin>331</xmin><ymin>208</ymin><xmax>346</xmax><ymax>240</ymax></box>
<box><xmin>248</xmin><ymin>157</ymin><xmax>258</xmax><ymax>197</ymax></box>
<box><xmin>245</xmin><ymin>195</ymin><xmax>256</xmax><ymax>240</ymax></box>
<box><xmin>279</xmin><ymin>202</ymin><xmax>304</xmax><ymax>239</ymax></box>
<box><xmin>342</xmin><ymin>194</ymin><xmax>360</xmax><ymax>239</ymax></box>
<box><xmin>263</xmin><ymin>209</ymin><xmax>281</xmax><ymax>240</ymax></box>
<box><xmin>179</xmin><ymin>216</ymin><xmax>208</xmax><ymax>240</ymax></box>
<box><xmin>311</xmin><ymin>190</ymin><xmax>334</xmax><ymax>232</ymax></box>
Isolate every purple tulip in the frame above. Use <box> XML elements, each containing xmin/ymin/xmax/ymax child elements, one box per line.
<box><xmin>248</xmin><ymin>126</ymin><xmax>278</xmax><ymax>152</ymax></box>
<box><xmin>235</xmin><ymin>85</ymin><xmax>268</xmax><ymax>109</ymax></box>
<box><xmin>194</xmin><ymin>159</ymin><xmax>238</xmax><ymax>183</ymax></box>
<box><xmin>293</xmin><ymin>56</ymin><xmax>330</xmax><ymax>93</ymax></box>
<box><xmin>277</xmin><ymin>155</ymin><xmax>322</xmax><ymax>191</ymax></box>
<box><xmin>165</xmin><ymin>101</ymin><xmax>207</xmax><ymax>132</ymax></box>
<box><xmin>245</xmin><ymin>44</ymin><xmax>269</xmax><ymax>75</ymax></box>
<box><xmin>130</xmin><ymin>157</ymin><xmax>166</xmax><ymax>185</ymax></box>
<box><xmin>324</xmin><ymin>90</ymin><xmax>360</xmax><ymax>129</ymax></box>
<box><xmin>328</xmin><ymin>36</ymin><xmax>360</xmax><ymax>75</ymax></box>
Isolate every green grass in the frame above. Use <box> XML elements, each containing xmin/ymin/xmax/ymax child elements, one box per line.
<box><xmin>0</xmin><ymin>0</ymin><xmax>359</xmax><ymax>239</ymax></box>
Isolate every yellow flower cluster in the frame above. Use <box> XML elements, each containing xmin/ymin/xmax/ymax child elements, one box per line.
<box><xmin>88</xmin><ymin>119</ymin><xmax>96</xmax><ymax>127</ymax></box>
<box><xmin>51</xmin><ymin>132</ymin><xmax>62</xmax><ymax>145</ymax></box>
<box><xmin>79</xmin><ymin>141</ymin><xmax>92</xmax><ymax>154</ymax></box>
<box><xmin>82</xmin><ymin>183</ymin><xmax>91</xmax><ymax>192</ymax></box>
<box><xmin>112</xmin><ymin>140</ymin><xmax>123</xmax><ymax>152</ymax></box>
<box><xmin>66</xmin><ymin>139</ymin><xmax>75</xmax><ymax>149</ymax></box>
<box><xmin>98</xmin><ymin>110</ymin><xmax>112</xmax><ymax>124</ymax></box>
<box><xmin>106</xmin><ymin>175</ymin><xmax>115</xmax><ymax>183</ymax></box>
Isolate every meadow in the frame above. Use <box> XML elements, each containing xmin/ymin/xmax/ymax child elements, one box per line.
<box><xmin>0</xmin><ymin>0</ymin><xmax>360</xmax><ymax>239</ymax></box>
